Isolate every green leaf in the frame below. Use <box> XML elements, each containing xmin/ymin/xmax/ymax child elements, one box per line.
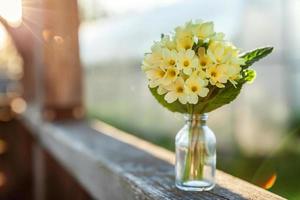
<box><xmin>240</xmin><ymin>46</ymin><xmax>273</xmax><ymax>69</ymax></box>
<box><xmin>149</xmin><ymin>87</ymin><xmax>188</xmax><ymax>113</ymax></box>
<box><xmin>193</xmin><ymin>69</ymin><xmax>257</xmax><ymax>114</ymax></box>
<box><xmin>200</xmin><ymin>84</ymin><xmax>243</xmax><ymax>113</ymax></box>
<box><xmin>243</xmin><ymin>69</ymin><xmax>256</xmax><ymax>83</ymax></box>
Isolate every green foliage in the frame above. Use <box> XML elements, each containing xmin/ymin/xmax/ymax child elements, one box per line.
<box><xmin>149</xmin><ymin>46</ymin><xmax>273</xmax><ymax>114</ymax></box>
<box><xmin>243</xmin><ymin>69</ymin><xmax>256</xmax><ymax>83</ymax></box>
<box><xmin>240</xmin><ymin>47</ymin><xmax>274</xmax><ymax>69</ymax></box>
<box><xmin>195</xmin><ymin>84</ymin><xmax>243</xmax><ymax>113</ymax></box>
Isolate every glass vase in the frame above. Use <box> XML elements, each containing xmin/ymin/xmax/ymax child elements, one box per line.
<box><xmin>175</xmin><ymin>114</ymin><xmax>216</xmax><ymax>191</ymax></box>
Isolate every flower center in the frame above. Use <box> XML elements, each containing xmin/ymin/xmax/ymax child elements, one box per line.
<box><xmin>211</xmin><ymin>71</ymin><xmax>217</xmax><ymax>77</ymax></box>
<box><xmin>169</xmin><ymin>59</ymin><xmax>175</xmax><ymax>65</ymax></box>
<box><xmin>183</xmin><ymin>60</ymin><xmax>190</xmax><ymax>67</ymax></box>
<box><xmin>184</xmin><ymin>44</ymin><xmax>191</xmax><ymax>49</ymax></box>
<box><xmin>177</xmin><ymin>86</ymin><xmax>184</xmax><ymax>93</ymax></box>
<box><xmin>159</xmin><ymin>70</ymin><xmax>165</xmax><ymax>77</ymax></box>
<box><xmin>201</xmin><ymin>60</ymin><xmax>207</xmax><ymax>66</ymax></box>
<box><xmin>191</xmin><ymin>86</ymin><xmax>198</xmax><ymax>92</ymax></box>
<box><xmin>168</xmin><ymin>70</ymin><xmax>176</xmax><ymax>77</ymax></box>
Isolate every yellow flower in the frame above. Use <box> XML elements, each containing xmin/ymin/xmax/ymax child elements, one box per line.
<box><xmin>141</xmin><ymin>54</ymin><xmax>161</xmax><ymax>71</ymax></box>
<box><xmin>206</xmin><ymin>64</ymin><xmax>228</xmax><ymax>88</ymax></box>
<box><xmin>206</xmin><ymin>43</ymin><xmax>244</xmax><ymax>87</ymax></box>
<box><xmin>175</xmin><ymin>23</ymin><xmax>194</xmax><ymax>50</ymax></box>
<box><xmin>198</xmin><ymin>47</ymin><xmax>213</xmax><ymax>69</ymax></box>
<box><xmin>177</xmin><ymin>49</ymin><xmax>199</xmax><ymax>75</ymax></box>
<box><xmin>224</xmin><ymin>45</ymin><xmax>245</xmax><ymax>66</ymax></box>
<box><xmin>146</xmin><ymin>67</ymin><xmax>166</xmax><ymax>88</ymax></box>
<box><xmin>162</xmin><ymin>48</ymin><xmax>177</xmax><ymax>69</ymax></box>
<box><xmin>160</xmin><ymin>35</ymin><xmax>176</xmax><ymax>50</ymax></box>
<box><xmin>207</xmin><ymin>41</ymin><xmax>244</xmax><ymax>67</ymax></box>
<box><xmin>193</xmin><ymin>21</ymin><xmax>215</xmax><ymax>40</ymax></box>
<box><xmin>207</xmin><ymin>41</ymin><xmax>229</xmax><ymax>64</ymax></box>
<box><xmin>222</xmin><ymin>64</ymin><xmax>242</xmax><ymax>86</ymax></box>
<box><xmin>192</xmin><ymin>68</ymin><xmax>206</xmax><ymax>79</ymax></box>
<box><xmin>141</xmin><ymin>44</ymin><xmax>163</xmax><ymax>71</ymax></box>
<box><xmin>185</xmin><ymin>75</ymin><xmax>209</xmax><ymax>104</ymax></box>
<box><xmin>161</xmin><ymin>66</ymin><xmax>179</xmax><ymax>86</ymax></box>
<box><xmin>164</xmin><ymin>77</ymin><xmax>188</xmax><ymax>104</ymax></box>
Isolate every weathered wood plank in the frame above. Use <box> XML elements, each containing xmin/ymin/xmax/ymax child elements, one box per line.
<box><xmin>21</xmin><ymin>106</ymin><xmax>286</xmax><ymax>200</ymax></box>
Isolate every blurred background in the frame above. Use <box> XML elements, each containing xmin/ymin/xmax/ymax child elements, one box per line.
<box><xmin>0</xmin><ymin>0</ymin><xmax>299</xmax><ymax>199</ymax></box>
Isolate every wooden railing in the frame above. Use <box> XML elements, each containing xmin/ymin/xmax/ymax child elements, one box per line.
<box><xmin>18</xmin><ymin>105</ymin><xmax>285</xmax><ymax>200</ymax></box>
<box><xmin>0</xmin><ymin>0</ymin><xmax>287</xmax><ymax>199</ymax></box>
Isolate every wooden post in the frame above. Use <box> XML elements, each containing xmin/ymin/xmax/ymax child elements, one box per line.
<box><xmin>0</xmin><ymin>17</ymin><xmax>36</xmax><ymax>102</ymax></box>
<box><xmin>41</xmin><ymin>0</ymin><xmax>84</xmax><ymax>120</ymax></box>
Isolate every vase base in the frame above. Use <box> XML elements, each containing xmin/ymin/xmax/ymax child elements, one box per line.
<box><xmin>176</xmin><ymin>180</ymin><xmax>215</xmax><ymax>192</ymax></box>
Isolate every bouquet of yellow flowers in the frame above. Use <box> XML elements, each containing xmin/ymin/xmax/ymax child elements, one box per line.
<box><xmin>142</xmin><ymin>20</ymin><xmax>273</xmax><ymax>114</ymax></box>
<box><xmin>141</xmin><ymin>20</ymin><xmax>273</xmax><ymax>192</ymax></box>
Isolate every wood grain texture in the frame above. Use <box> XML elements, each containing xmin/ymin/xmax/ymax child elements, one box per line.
<box><xmin>21</xmin><ymin>106</ymin><xmax>286</xmax><ymax>200</ymax></box>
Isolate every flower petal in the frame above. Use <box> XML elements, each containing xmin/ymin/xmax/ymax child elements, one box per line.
<box><xmin>183</xmin><ymin>68</ymin><xmax>192</xmax><ymax>75</ymax></box>
<box><xmin>157</xmin><ymin>86</ymin><xmax>167</xmax><ymax>95</ymax></box>
<box><xmin>186</xmin><ymin>49</ymin><xmax>195</xmax><ymax>58</ymax></box>
<box><xmin>178</xmin><ymin>96</ymin><xmax>188</xmax><ymax>104</ymax></box>
<box><xmin>164</xmin><ymin>91</ymin><xmax>177</xmax><ymax>103</ymax></box>
<box><xmin>187</xmin><ymin>93</ymin><xmax>198</xmax><ymax>104</ymax></box>
<box><xmin>199</xmin><ymin>87</ymin><xmax>209</xmax><ymax>97</ymax></box>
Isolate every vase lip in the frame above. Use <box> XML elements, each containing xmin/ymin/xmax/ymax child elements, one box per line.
<box><xmin>184</xmin><ymin>113</ymin><xmax>208</xmax><ymax>121</ymax></box>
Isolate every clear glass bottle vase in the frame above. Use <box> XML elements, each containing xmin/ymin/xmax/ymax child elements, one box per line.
<box><xmin>175</xmin><ymin>114</ymin><xmax>216</xmax><ymax>191</ymax></box>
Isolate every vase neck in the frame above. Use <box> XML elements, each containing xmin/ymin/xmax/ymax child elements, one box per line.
<box><xmin>184</xmin><ymin>114</ymin><xmax>208</xmax><ymax>126</ymax></box>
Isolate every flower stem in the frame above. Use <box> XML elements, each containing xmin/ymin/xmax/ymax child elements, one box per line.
<box><xmin>182</xmin><ymin>114</ymin><xmax>205</xmax><ymax>182</ymax></box>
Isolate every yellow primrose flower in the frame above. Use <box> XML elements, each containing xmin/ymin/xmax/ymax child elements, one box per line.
<box><xmin>164</xmin><ymin>77</ymin><xmax>188</xmax><ymax>104</ymax></box>
<box><xmin>192</xmin><ymin>68</ymin><xmax>206</xmax><ymax>79</ymax></box>
<box><xmin>142</xmin><ymin>53</ymin><xmax>161</xmax><ymax>71</ymax></box>
<box><xmin>207</xmin><ymin>41</ymin><xmax>230</xmax><ymax>64</ymax></box>
<box><xmin>161</xmin><ymin>66</ymin><xmax>179</xmax><ymax>86</ymax></box>
<box><xmin>224</xmin><ymin>45</ymin><xmax>245</xmax><ymax>66</ymax></box>
<box><xmin>175</xmin><ymin>23</ymin><xmax>194</xmax><ymax>50</ymax></box>
<box><xmin>141</xmin><ymin>43</ymin><xmax>164</xmax><ymax>71</ymax></box>
<box><xmin>185</xmin><ymin>75</ymin><xmax>209</xmax><ymax>104</ymax></box>
<box><xmin>206</xmin><ymin>64</ymin><xmax>228</xmax><ymax>88</ymax></box>
<box><xmin>198</xmin><ymin>47</ymin><xmax>213</xmax><ymax>69</ymax></box>
<box><xmin>222</xmin><ymin>64</ymin><xmax>242</xmax><ymax>86</ymax></box>
<box><xmin>193</xmin><ymin>21</ymin><xmax>215</xmax><ymax>40</ymax></box>
<box><xmin>160</xmin><ymin>35</ymin><xmax>176</xmax><ymax>50</ymax></box>
<box><xmin>162</xmin><ymin>48</ymin><xmax>177</xmax><ymax>69</ymax></box>
<box><xmin>146</xmin><ymin>67</ymin><xmax>166</xmax><ymax>88</ymax></box>
<box><xmin>177</xmin><ymin>49</ymin><xmax>199</xmax><ymax>75</ymax></box>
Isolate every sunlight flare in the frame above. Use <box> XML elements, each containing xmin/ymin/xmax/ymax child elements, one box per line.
<box><xmin>0</xmin><ymin>25</ymin><xmax>6</xmax><ymax>49</ymax></box>
<box><xmin>261</xmin><ymin>173</ymin><xmax>277</xmax><ymax>190</ymax></box>
<box><xmin>0</xmin><ymin>0</ymin><xmax>22</xmax><ymax>26</ymax></box>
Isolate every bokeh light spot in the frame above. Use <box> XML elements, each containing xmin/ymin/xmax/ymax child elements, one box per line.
<box><xmin>10</xmin><ymin>97</ymin><xmax>27</xmax><ymax>114</ymax></box>
<box><xmin>261</xmin><ymin>173</ymin><xmax>277</xmax><ymax>190</ymax></box>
